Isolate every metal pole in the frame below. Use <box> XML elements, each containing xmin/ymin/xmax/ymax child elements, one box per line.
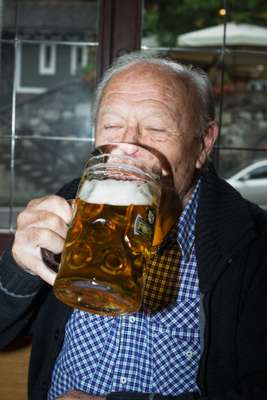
<box><xmin>214</xmin><ymin>0</ymin><xmax>227</xmax><ymax>172</ymax></box>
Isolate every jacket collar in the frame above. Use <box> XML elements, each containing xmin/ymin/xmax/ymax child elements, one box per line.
<box><xmin>195</xmin><ymin>163</ymin><xmax>256</xmax><ymax>293</ymax></box>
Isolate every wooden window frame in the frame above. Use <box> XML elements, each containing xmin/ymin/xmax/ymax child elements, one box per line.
<box><xmin>97</xmin><ymin>0</ymin><xmax>142</xmax><ymax>82</ymax></box>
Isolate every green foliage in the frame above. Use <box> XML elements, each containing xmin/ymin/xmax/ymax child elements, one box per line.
<box><xmin>143</xmin><ymin>0</ymin><xmax>267</xmax><ymax>46</ymax></box>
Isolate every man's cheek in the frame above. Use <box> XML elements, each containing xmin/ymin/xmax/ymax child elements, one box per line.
<box><xmin>95</xmin><ymin>130</ymin><xmax>109</xmax><ymax>146</ymax></box>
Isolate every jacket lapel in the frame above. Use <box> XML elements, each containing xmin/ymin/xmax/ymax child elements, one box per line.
<box><xmin>195</xmin><ymin>164</ymin><xmax>255</xmax><ymax>293</ymax></box>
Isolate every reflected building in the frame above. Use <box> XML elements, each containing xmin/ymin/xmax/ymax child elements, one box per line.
<box><xmin>0</xmin><ymin>0</ymin><xmax>98</xmax><ymax>228</ymax></box>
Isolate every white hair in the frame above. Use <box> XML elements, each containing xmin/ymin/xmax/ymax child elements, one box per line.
<box><xmin>93</xmin><ymin>51</ymin><xmax>215</xmax><ymax>137</ymax></box>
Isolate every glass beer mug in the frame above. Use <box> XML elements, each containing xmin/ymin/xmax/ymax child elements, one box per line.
<box><xmin>53</xmin><ymin>143</ymin><xmax>164</xmax><ymax>315</ymax></box>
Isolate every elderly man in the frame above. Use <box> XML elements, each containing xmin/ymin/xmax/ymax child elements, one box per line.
<box><xmin>0</xmin><ymin>53</ymin><xmax>267</xmax><ymax>400</ymax></box>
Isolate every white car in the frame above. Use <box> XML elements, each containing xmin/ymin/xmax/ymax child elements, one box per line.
<box><xmin>227</xmin><ymin>159</ymin><xmax>267</xmax><ymax>210</ymax></box>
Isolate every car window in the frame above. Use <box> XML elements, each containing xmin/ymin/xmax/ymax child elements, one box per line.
<box><xmin>247</xmin><ymin>166</ymin><xmax>267</xmax><ymax>180</ymax></box>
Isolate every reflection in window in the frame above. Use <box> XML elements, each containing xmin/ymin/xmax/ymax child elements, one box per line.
<box><xmin>142</xmin><ymin>0</ymin><xmax>228</xmax><ymax>47</ymax></box>
<box><xmin>227</xmin><ymin>2</ymin><xmax>267</xmax><ymax>31</ymax></box>
<box><xmin>248</xmin><ymin>166</ymin><xmax>267</xmax><ymax>180</ymax></box>
<box><xmin>39</xmin><ymin>43</ymin><xmax>56</xmax><ymax>75</ymax></box>
<box><xmin>70</xmin><ymin>45</ymin><xmax>89</xmax><ymax>76</ymax></box>
<box><xmin>14</xmin><ymin>139</ymin><xmax>93</xmax><ymax>204</ymax></box>
<box><xmin>142</xmin><ymin>0</ymin><xmax>267</xmax><ymax>209</ymax></box>
<box><xmin>0</xmin><ymin>0</ymin><xmax>98</xmax><ymax>230</ymax></box>
<box><xmin>16</xmin><ymin>0</ymin><xmax>98</xmax><ymax>42</ymax></box>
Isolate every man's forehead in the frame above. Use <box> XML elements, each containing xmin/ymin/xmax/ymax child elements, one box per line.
<box><xmin>102</xmin><ymin>64</ymin><xmax>189</xmax><ymax>101</ymax></box>
<box><xmin>108</xmin><ymin>63</ymin><xmax>183</xmax><ymax>88</ymax></box>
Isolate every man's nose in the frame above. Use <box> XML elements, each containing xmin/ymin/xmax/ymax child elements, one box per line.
<box><xmin>122</xmin><ymin>125</ymin><xmax>140</xmax><ymax>144</ymax></box>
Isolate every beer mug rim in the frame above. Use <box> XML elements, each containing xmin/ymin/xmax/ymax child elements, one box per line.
<box><xmin>84</xmin><ymin>143</ymin><xmax>163</xmax><ymax>183</ymax></box>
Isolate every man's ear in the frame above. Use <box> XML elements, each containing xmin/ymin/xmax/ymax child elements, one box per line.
<box><xmin>196</xmin><ymin>121</ymin><xmax>219</xmax><ymax>169</ymax></box>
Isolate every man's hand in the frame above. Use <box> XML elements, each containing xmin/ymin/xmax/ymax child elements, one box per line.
<box><xmin>12</xmin><ymin>195</ymin><xmax>72</xmax><ymax>286</ymax></box>
<box><xmin>56</xmin><ymin>390</ymin><xmax>106</xmax><ymax>399</ymax></box>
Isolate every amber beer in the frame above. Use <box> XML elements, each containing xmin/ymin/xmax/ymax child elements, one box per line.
<box><xmin>53</xmin><ymin>179</ymin><xmax>159</xmax><ymax>315</ymax></box>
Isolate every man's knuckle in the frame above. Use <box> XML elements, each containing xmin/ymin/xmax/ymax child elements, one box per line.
<box><xmin>16</xmin><ymin>211</ymin><xmax>25</xmax><ymax>227</ymax></box>
<box><xmin>28</xmin><ymin>197</ymin><xmax>41</xmax><ymax>207</ymax></box>
<box><xmin>38</xmin><ymin>210</ymin><xmax>52</xmax><ymax>223</ymax></box>
<box><xmin>27</xmin><ymin>199</ymin><xmax>35</xmax><ymax>207</ymax></box>
<box><xmin>44</xmin><ymin>211</ymin><xmax>63</xmax><ymax>231</ymax></box>
<box><xmin>41</xmin><ymin>228</ymin><xmax>52</xmax><ymax>242</ymax></box>
<box><xmin>49</xmin><ymin>194</ymin><xmax>63</xmax><ymax>206</ymax></box>
<box><xmin>29</xmin><ymin>227</ymin><xmax>48</xmax><ymax>245</ymax></box>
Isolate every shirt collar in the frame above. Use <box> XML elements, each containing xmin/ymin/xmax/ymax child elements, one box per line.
<box><xmin>155</xmin><ymin>177</ymin><xmax>202</xmax><ymax>258</ymax></box>
<box><xmin>176</xmin><ymin>177</ymin><xmax>202</xmax><ymax>262</ymax></box>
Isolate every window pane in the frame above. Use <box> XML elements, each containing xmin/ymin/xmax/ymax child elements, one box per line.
<box><xmin>218</xmin><ymin>149</ymin><xmax>267</xmax><ymax>179</ymax></box>
<box><xmin>142</xmin><ymin>0</ymin><xmax>227</xmax><ymax>48</ymax></box>
<box><xmin>14</xmin><ymin>138</ymin><xmax>94</xmax><ymax>206</ymax></box>
<box><xmin>226</xmin><ymin>2</ymin><xmax>267</xmax><ymax>47</ymax></box>
<box><xmin>223</xmin><ymin>51</ymin><xmax>267</xmax><ymax>93</ymax></box>
<box><xmin>0</xmin><ymin>42</ymin><xmax>14</xmax><ymax>136</ymax></box>
<box><xmin>220</xmin><ymin>151</ymin><xmax>267</xmax><ymax>210</ymax></box>
<box><xmin>15</xmin><ymin>42</ymin><xmax>97</xmax><ymax>139</ymax></box>
<box><xmin>0</xmin><ymin>138</ymin><xmax>11</xmax><ymax>229</ymax></box>
<box><xmin>220</xmin><ymin>52</ymin><xmax>267</xmax><ymax>166</ymax></box>
<box><xmin>17</xmin><ymin>0</ymin><xmax>98</xmax><ymax>42</ymax></box>
<box><xmin>1</xmin><ymin>1</ymin><xmax>99</xmax><ymax>229</ymax></box>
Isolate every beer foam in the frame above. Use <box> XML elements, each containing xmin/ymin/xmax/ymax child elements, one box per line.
<box><xmin>79</xmin><ymin>179</ymin><xmax>156</xmax><ymax>205</ymax></box>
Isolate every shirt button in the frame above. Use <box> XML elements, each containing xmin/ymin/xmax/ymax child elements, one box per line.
<box><xmin>129</xmin><ymin>316</ymin><xmax>136</xmax><ymax>323</ymax></box>
<box><xmin>185</xmin><ymin>349</ymin><xmax>193</xmax><ymax>359</ymax></box>
<box><xmin>120</xmin><ymin>377</ymin><xmax>127</xmax><ymax>384</ymax></box>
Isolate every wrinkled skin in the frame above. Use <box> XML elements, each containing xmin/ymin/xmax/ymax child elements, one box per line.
<box><xmin>95</xmin><ymin>63</ymin><xmax>217</xmax><ymax>201</ymax></box>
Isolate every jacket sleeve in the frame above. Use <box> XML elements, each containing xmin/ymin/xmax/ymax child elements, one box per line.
<box><xmin>0</xmin><ymin>178</ymin><xmax>80</xmax><ymax>349</ymax></box>
<box><xmin>0</xmin><ymin>246</ymin><xmax>47</xmax><ymax>348</ymax></box>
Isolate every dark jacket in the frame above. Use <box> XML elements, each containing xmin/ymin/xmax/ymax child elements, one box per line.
<box><xmin>0</xmin><ymin>166</ymin><xmax>267</xmax><ymax>400</ymax></box>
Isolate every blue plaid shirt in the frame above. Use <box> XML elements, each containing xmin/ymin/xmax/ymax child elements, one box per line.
<box><xmin>48</xmin><ymin>179</ymin><xmax>202</xmax><ymax>399</ymax></box>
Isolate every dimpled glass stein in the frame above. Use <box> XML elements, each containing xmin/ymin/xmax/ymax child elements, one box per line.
<box><xmin>53</xmin><ymin>143</ymin><xmax>163</xmax><ymax>315</ymax></box>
